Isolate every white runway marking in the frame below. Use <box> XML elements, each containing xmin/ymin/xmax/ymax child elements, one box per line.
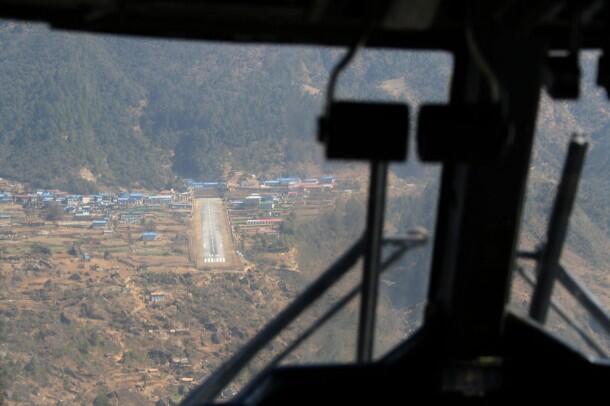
<box><xmin>204</xmin><ymin>257</ymin><xmax>225</xmax><ymax>263</ymax></box>
<box><xmin>201</xmin><ymin>198</ymin><xmax>226</xmax><ymax>265</ymax></box>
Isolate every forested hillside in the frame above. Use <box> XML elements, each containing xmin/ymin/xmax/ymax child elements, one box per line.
<box><xmin>0</xmin><ymin>21</ymin><xmax>448</xmax><ymax>192</ymax></box>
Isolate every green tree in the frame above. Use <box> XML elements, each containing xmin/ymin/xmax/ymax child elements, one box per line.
<box><xmin>92</xmin><ymin>393</ymin><xmax>110</xmax><ymax>406</ymax></box>
<box><xmin>143</xmin><ymin>219</ymin><xmax>156</xmax><ymax>232</ymax></box>
<box><xmin>45</xmin><ymin>203</ymin><xmax>64</xmax><ymax>222</ymax></box>
<box><xmin>31</xmin><ymin>244</ymin><xmax>51</xmax><ymax>256</ymax></box>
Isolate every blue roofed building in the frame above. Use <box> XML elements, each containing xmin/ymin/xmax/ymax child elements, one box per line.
<box><xmin>142</xmin><ymin>231</ymin><xmax>158</xmax><ymax>241</ymax></box>
<box><xmin>90</xmin><ymin>219</ymin><xmax>108</xmax><ymax>229</ymax></box>
<box><xmin>262</xmin><ymin>180</ymin><xmax>281</xmax><ymax>187</ymax></box>
<box><xmin>129</xmin><ymin>192</ymin><xmax>145</xmax><ymax>202</ymax></box>
<box><xmin>0</xmin><ymin>192</ymin><xmax>12</xmax><ymax>204</ymax></box>
<box><xmin>278</xmin><ymin>177</ymin><xmax>301</xmax><ymax>186</ymax></box>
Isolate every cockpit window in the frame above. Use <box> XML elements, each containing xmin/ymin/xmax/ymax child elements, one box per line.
<box><xmin>0</xmin><ymin>21</ymin><xmax>450</xmax><ymax>404</ymax></box>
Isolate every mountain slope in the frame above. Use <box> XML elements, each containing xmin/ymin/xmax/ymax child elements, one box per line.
<box><xmin>0</xmin><ymin>21</ymin><xmax>451</xmax><ymax>191</ymax></box>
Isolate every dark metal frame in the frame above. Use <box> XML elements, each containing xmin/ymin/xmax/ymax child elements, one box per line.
<box><xmin>425</xmin><ymin>36</ymin><xmax>547</xmax><ymax>356</ymax></box>
<box><xmin>2</xmin><ymin>1</ymin><xmax>610</xmax><ymax>404</ymax></box>
<box><xmin>1</xmin><ymin>1</ymin><xmax>610</xmax><ymax>51</ymax></box>
<box><xmin>357</xmin><ymin>161</ymin><xmax>388</xmax><ymax>362</ymax></box>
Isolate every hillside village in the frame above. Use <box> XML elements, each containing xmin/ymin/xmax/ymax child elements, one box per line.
<box><xmin>0</xmin><ymin>173</ymin><xmax>373</xmax><ymax>405</ymax></box>
<box><xmin>0</xmin><ymin>17</ymin><xmax>609</xmax><ymax>406</ymax></box>
<box><xmin>0</xmin><ymin>173</ymin><xmax>359</xmax><ymax>263</ymax></box>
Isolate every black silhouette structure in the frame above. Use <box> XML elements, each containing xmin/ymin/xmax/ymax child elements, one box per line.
<box><xmin>1</xmin><ymin>1</ymin><xmax>610</xmax><ymax>404</ymax></box>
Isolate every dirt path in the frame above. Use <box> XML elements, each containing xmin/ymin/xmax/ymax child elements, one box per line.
<box><xmin>107</xmin><ymin>328</ymin><xmax>127</xmax><ymax>363</ymax></box>
<box><xmin>103</xmin><ymin>273</ymin><xmax>146</xmax><ymax>363</ymax></box>
<box><xmin>125</xmin><ymin>275</ymin><xmax>146</xmax><ymax>315</ymax></box>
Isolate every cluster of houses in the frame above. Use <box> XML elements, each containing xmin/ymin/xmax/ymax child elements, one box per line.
<box><xmin>0</xmin><ymin>189</ymin><xmax>191</xmax><ymax>210</ymax></box>
<box><xmin>0</xmin><ymin>174</ymin><xmax>341</xmax><ymax>243</ymax></box>
<box><xmin>0</xmin><ymin>187</ymin><xmax>193</xmax><ymax>241</ymax></box>
<box><xmin>230</xmin><ymin>194</ymin><xmax>278</xmax><ymax>211</ymax></box>
<box><xmin>256</xmin><ymin>175</ymin><xmax>336</xmax><ymax>189</ymax></box>
<box><xmin>184</xmin><ymin>179</ymin><xmax>228</xmax><ymax>190</ymax></box>
<box><xmin>234</xmin><ymin>175</ymin><xmax>336</xmax><ymax>206</ymax></box>
<box><xmin>228</xmin><ymin>175</ymin><xmax>338</xmax><ymax>236</ymax></box>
